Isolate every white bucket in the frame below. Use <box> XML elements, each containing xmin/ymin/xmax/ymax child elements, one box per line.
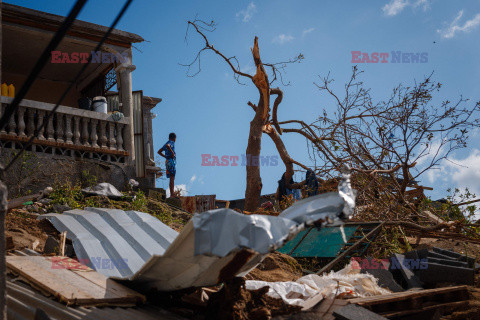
<box><xmin>92</xmin><ymin>96</ymin><xmax>107</xmax><ymax>114</ymax></box>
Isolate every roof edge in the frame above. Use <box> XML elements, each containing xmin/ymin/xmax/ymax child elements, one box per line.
<box><xmin>2</xmin><ymin>3</ymin><xmax>144</xmax><ymax>46</ymax></box>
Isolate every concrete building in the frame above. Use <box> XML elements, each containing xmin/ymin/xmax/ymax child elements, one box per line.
<box><xmin>0</xmin><ymin>3</ymin><xmax>161</xmax><ymax>195</ymax></box>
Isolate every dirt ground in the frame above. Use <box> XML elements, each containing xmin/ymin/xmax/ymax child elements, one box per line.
<box><xmin>5</xmin><ymin>208</ymin><xmax>56</xmax><ymax>252</ymax></box>
<box><xmin>245</xmin><ymin>252</ymin><xmax>303</xmax><ymax>282</ymax></box>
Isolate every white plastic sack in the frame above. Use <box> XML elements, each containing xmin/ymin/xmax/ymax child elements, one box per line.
<box><xmin>245</xmin><ymin>262</ymin><xmax>391</xmax><ymax>307</ymax></box>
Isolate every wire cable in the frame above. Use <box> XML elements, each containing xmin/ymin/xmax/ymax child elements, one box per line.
<box><xmin>3</xmin><ymin>0</ymin><xmax>134</xmax><ymax>172</ymax></box>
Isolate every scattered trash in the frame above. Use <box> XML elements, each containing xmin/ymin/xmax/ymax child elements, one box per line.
<box><xmin>129</xmin><ymin>179</ymin><xmax>139</xmax><ymax>188</ymax></box>
<box><xmin>245</xmin><ymin>262</ymin><xmax>390</xmax><ymax>307</ymax></box>
<box><xmin>82</xmin><ymin>182</ymin><xmax>124</xmax><ymax>199</ymax></box>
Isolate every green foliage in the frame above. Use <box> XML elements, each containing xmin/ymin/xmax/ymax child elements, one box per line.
<box><xmin>131</xmin><ymin>190</ymin><xmax>148</xmax><ymax>211</ymax></box>
<box><xmin>419</xmin><ymin>187</ymin><xmax>478</xmax><ymax>224</ymax></box>
<box><xmin>80</xmin><ymin>169</ymin><xmax>98</xmax><ymax>188</ymax></box>
<box><xmin>49</xmin><ymin>181</ymin><xmax>85</xmax><ymax>209</ymax></box>
<box><xmin>369</xmin><ymin>226</ymin><xmax>412</xmax><ymax>258</ymax></box>
<box><xmin>47</xmin><ymin>183</ymin><xmax>187</xmax><ymax>228</ymax></box>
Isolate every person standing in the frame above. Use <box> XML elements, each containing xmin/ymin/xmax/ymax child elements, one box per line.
<box><xmin>158</xmin><ymin>132</ymin><xmax>176</xmax><ymax>198</ymax></box>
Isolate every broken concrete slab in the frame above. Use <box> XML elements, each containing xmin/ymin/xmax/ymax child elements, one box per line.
<box><xmin>6</xmin><ymin>236</ymin><xmax>14</xmax><ymax>250</ymax></box>
<box><xmin>43</xmin><ymin>236</ymin><xmax>59</xmax><ymax>255</ymax></box>
<box><xmin>427</xmin><ymin>257</ymin><xmax>469</xmax><ymax>268</ymax></box>
<box><xmin>360</xmin><ymin>258</ymin><xmax>403</xmax><ymax>293</ymax></box>
<box><xmin>333</xmin><ymin>304</ymin><xmax>387</xmax><ymax>320</ymax></box>
<box><xmin>416</xmin><ymin>262</ymin><xmax>475</xmax><ymax>286</ymax></box>
<box><xmin>432</xmin><ymin>247</ymin><xmax>476</xmax><ymax>268</ymax></box>
<box><xmin>389</xmin><ymin>254</ymin><xmax>423</xmax><ymax>289</ymax></box>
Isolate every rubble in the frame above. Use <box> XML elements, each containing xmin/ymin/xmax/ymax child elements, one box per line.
<box><xmin>37</xmin><ymin>180</ymin><xmax>355</xmax><ymax>291</ymax></box>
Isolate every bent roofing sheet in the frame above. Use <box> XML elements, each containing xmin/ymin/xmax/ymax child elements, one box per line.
<box><xmin>39</xmin><ymin>172</ymin><xmax>356</xmax><ymax>291</ymax></box>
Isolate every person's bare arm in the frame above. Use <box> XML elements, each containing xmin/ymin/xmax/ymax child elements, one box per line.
<box><xmin>157</xmin><ymin>148</ymin><xmax>166</xmax><ymax>158</ymax></box>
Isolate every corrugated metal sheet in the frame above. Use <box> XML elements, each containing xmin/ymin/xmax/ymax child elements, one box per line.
<box><xmin>40</xmin><ymin>208</ymin><xmax>178</xmax><ymax>278</ymax></box>
<box><xmin>132</xmin><ymin>91</ymin><xmax>144</xmax><ymax>177</ymax></box>
<box><xmin>6</xmin><ymin>278</ymin><xmax>184</xmax><ymax>320</ymax></box>
<box><xmin>39</xmin><ymin>170</ymin><xmax>356</xmax><ymax>292</ymax></box>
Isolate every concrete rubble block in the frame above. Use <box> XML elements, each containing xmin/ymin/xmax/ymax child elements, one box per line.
<box><xmin>38</xmin><ymin>198</ymin><xmax>53</xmax><ymax>205</ymax></box>
<box><xmin>52</xmin><ymin>203</ymin><xmax>72</xmax><ymax>213</ymax></box>
<box><xmin>427</xmin><ymin>257</ymin><xmax>469</xmax><ymax>268</ymax></box>
<box><xmin>43</xmin><ymin>236</ymin><xmax>59</xmax><ymax>255</ymax></box>
<box><xmin>427</xmin><ymin>251</ymin><xmax>459</xmax><ymax>261</ymax></box>
<box><xmin>389</xmin><ymin>254</ymin><xmax>423</xmax><ymax>289</ymax></box>
<box><xmin>416</xmin><ymin>262</ymin><xmax>475</xmax><ymax>286</ymax></box>
<box><xmin>432</xmin><ymin>247</ymin><xmax>476</xmax><ymax>269</ymax></box>
<box><xmin>333</xmin><ymin>304</ymin><xmax>387</xmax><ymax>320</ymax></box>
<box><xmin>6</xmin><ymin>236</ymin><xmax>14</xmax><ymax>250</ymax></box>
<box><xmin>361</xmin><ymin>257</ymin><xmax>404</xmax><ymax>293</ymax></box>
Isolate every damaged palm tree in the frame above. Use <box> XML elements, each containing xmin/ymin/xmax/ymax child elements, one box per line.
<box><xmin>183</xmin><ymin>19</ymin><xmax>306</xmax><ymax>211</ymax></box>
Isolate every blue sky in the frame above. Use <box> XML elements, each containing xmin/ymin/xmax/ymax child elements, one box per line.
<box><xmin>6</xmin><ymin>0</ymin><xmax>480</xmax><ymax>201</ymax></box>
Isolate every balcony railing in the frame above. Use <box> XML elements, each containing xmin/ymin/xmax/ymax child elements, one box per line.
<box><xmin>0</xmin><ymin>96</ymin><xmax>129</xmax><ymax>163</ymax></box>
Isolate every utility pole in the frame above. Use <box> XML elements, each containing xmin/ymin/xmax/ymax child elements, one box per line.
<box><xmin>0</xmin><ymin>180</ymin><xmax>6</xmax><ymax>320</ymax></box>
<box><xmin>0</xmin><ymin>1</ymin><xmax>6</xmax><ymax>318</ymax></box>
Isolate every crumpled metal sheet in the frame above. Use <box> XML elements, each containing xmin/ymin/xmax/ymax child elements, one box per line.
<box><xmin>81</xmin><ymin>182</ymin><xmax>124</xmax><ymax>199</ymax></box>
<box><xmin>39</xmin><ymin>171</ymin><xmax>355</xmax><ymax>291</ymax></box>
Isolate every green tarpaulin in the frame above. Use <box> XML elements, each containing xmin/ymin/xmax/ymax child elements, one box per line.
<box><xmin>278</xmin><ymin>225</ymin><xmax>358</xmax><ymax>258</ymax></box>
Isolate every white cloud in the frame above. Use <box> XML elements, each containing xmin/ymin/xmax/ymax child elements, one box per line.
<box><xmin>438</xmin><ymin>10</ymin><xmax>480</xmax><ymax>39</ymax></box>
<box><xmin>302</xmin><ymin>27</ymin><xmax>315</xmax><ymax>37</ymax></box>
<box><xmin>383</xmin><ymin>0</ymin><xmax>409</xmax><ymax>16</ymax></box>
<box><xmin>166</xmin><ymin>184</ymin><xmax>187</xmax><ymax>197</ymax></box>
<box><xmin>236</xmin><ymin>2</ymin><xmax>257</xmax><ymax>22</ymax></box>
<box><xmin>420</xmin><ymin>148</ymin><xmax>480</xmax><ymax>197</ymax></box>
<box><xmin>272</xmin><ymin>34</ymin><xmax>294</xmax><ymax>44</ymax></box>
<box><xmin>445</xmin><ymin>150</ymin><xmax>480</xmax><ymax>195</ymax></box>
<box><xmin>190</xmin><ymin>174</ymin><xmax>197</xmax><ymax>183</ymax></box>
<box><xmin>383</xmin><ymin>0</ymin><xmax>430</xmax><ymax>16</ymax></box>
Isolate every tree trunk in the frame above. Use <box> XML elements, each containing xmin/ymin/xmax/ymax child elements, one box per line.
<box><xmin>244</xmin><ymin>37</ymin><xmax>269</xmax><ymax>212</ymax></box>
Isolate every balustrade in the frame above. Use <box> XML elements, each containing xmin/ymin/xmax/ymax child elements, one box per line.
<box><xmin>0</xmin><ymin>97</ymin><xmax>129</xmax><ymax>161</ymax></box>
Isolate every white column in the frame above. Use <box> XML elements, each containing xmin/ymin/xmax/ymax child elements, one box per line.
<box><xmin>115</xmin><ymin>49</ymin><xmax>135</xmax><ymax>163</ymax></box>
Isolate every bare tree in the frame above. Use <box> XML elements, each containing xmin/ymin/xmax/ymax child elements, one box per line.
<box><xmin>280</xmin><ymin>66</ymin><xmax>480</xmax><ymax>216</ymax></box>
<box><xmin>183</xmin><ymin>19</ymin><xmax>305</xmax><ymax>211</ymax></box>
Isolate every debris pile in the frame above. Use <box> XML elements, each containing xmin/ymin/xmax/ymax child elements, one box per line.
<box><xmin>3</xmin><ymin>175</ymin><xmax>480</xmax><ymax>320</ymax></box>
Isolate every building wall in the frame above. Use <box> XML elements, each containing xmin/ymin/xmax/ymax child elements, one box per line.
<box><xmin>2</xmin><ymin>72</ymin><xmax>81</xmax><ymax>107</ymax></box>
<box><xmin>0</xmin><ymin>149</ymin><xmax>128</xmax><ymax>198</ymax></box>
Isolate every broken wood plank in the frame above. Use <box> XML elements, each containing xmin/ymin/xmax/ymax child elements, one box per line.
<box><xmin>348</xmin><ymin>286</ymin><xmax>468</xmax><ymax>306</ymax></box>
<box><xmin>59</xmin><ymin>231</ymin><xmax>66</xmax><ymax>257</ymax></box>
<box><xmin>7</xmin><ymin>192</ymin><xmax>43</xmax><ymax>210</ymax></box>
<box><xmin>6</xmin><ymin>255</ymin><xmax>145</xmax><ymax>306</ymax></box>
<box><xmin>382</xmin><ymin>300</ymin><xmax>468</xmax><ymax>318</ymax></box>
